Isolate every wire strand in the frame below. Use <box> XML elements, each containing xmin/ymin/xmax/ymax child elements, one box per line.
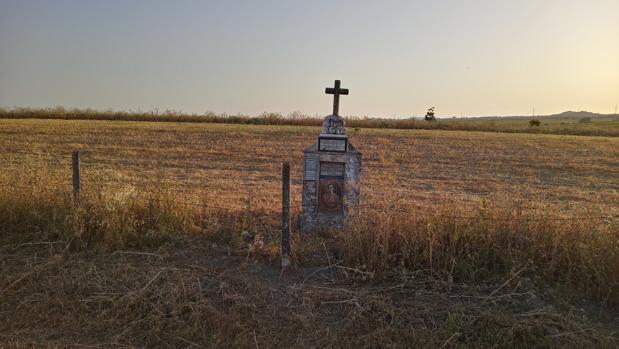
<box><xmin>1</xmin><ymin>151</ymin><xmax>617</xmax><ymax>223</ymax></box>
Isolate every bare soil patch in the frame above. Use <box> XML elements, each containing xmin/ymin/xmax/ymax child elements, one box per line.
<box><xmin>2</xmin><ymin>239</ymin><xmax>618</xmax><ymax>348</ymax></box>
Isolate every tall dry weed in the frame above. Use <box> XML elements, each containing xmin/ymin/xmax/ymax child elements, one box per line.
<box><xmin>338</xmin><ymin>206</ymin><xmax>619</xmax><ymax>305</ymax></box>
<box><xmin>1</xmin><ymin>161</ymin><xmax>617</xmax><ymax>305</ymax></box>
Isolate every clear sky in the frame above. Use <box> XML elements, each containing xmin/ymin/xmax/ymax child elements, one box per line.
<box><xmin>0</xmin><ymin>0</ymin><xmax>617</xmax><ymax>117</ymax></box>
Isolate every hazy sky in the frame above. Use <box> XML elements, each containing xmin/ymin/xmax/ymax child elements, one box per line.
<box><xmin>1</xmin><ymin>0</ymin><xmax>617</xmax><ymax>117</ymax></box>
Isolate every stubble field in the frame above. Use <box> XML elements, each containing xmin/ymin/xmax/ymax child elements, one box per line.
<box><xmin>1</xmin><ymin>119</ymin><xmax>618</xmax><ymax>348</ymax></box>
<box><xmin>1</xmin><ymin>119</ymin><xmax>617</xmax><ymax>214</ymax></box>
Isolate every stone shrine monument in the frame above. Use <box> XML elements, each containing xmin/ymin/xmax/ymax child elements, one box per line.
<box><xmin>301</xmin><ymin>80</ymin><xmax>362</xmax><ymax>231</ymax></box>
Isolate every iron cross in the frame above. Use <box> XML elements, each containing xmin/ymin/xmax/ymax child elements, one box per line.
<box><xmin>325</xmin><ymin>80</ymin><xmax>349</xmax><ymax>116</ymax></box>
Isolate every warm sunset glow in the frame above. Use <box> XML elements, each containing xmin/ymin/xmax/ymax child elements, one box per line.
<box><xmin>1</xmin><ymin>0</ymin><xmax>617</xmax><ymax>116</ymax></box>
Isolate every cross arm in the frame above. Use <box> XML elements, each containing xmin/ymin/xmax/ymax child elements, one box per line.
<box><xmin>325</xmin><ymin>88</ymin><xmax>349</xmax><ymax>95</ymax></box>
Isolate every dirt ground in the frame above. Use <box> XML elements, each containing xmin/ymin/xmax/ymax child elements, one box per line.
<box><xmin>1</xmin><ymin>237</ymin><xmax>618</xmax><ymax>349</ymax></box>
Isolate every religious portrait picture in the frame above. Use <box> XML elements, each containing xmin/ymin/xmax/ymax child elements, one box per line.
<box><xmin>318</xmin><ymin>179</ymin><xmax>343</xmax><ymax>212</ymax></box>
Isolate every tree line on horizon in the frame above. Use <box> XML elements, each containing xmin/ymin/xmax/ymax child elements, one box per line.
<box><xmin>0</xmin><ymin>106</ymin><xmax>616</xmax><ymax>137</ymax></box>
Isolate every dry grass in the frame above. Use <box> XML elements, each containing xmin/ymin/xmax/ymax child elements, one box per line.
<box><xmin>341</xmin><ymin>209</ymin><xmax>619</xmax><ymax>304</ymax></box>
<box><xmin>2</xmin><ymin>239</ymin><xmax>618</xmax><ymax>348</ymax></box>
<box><xmin>1</xmin><ymin>119</ymin><xmax>617</xmax><ymax>214</ymax></box>
<box><xmin>1</xmin><ymin>119</ymin><xmax>618</xmax><ymax>347</ymax></box>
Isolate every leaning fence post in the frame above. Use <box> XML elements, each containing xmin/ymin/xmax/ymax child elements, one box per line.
<box><xmin>281</xmin><ymin>161</ymin><xmax>291</xmax><ymax>268</ymax></box>
<box><xmin>72</xmin><ymin>150</ymin><xmax>80</xmax><ymax>205</ymax></box>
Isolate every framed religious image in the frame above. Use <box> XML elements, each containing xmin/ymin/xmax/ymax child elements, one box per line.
<box><xmin>318</xmin><ymin>179</ymin><xmax>343</xmax><ymax>212</ymax></box>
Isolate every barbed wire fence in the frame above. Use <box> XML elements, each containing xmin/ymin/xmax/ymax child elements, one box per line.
<box><xmin>4</xmin><ymin>149</ymin><xmax>618</xmax><ymax>267</ymax></box>
<box><xmin>1</xmin><ymin>149</ymin><xmax>617</xmax><ymax>223</ymax></box>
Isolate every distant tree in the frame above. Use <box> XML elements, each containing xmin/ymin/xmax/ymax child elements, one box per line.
<box><xmin>424</xmin><ymin>107</ymin><xmax>436</xmax><ymax>122</ymax></box>
<box><xmin>529</xmin><ymin>119</ymin><xmax>541</xmax><ymax>127</ymax></box>
<box><xmin>578</xmin><ymin>117</ymin><xmax>592</xmax><ymax>123</ymax></box>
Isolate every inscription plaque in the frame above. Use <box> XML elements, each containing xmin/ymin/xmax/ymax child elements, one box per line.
<box><xmin>319</xmin><ymin>138</ymin><xmax>347</xmax><ymax>152</ymax></box>
<box><xmin>304</xmin><ymin>155</ymin><xmax>317</xmax><ymax>180</ymax></box>
<box><xmin>320</xmin><ymin>162</ymin><xmax>345</xmax><ymax>178</ymax></box>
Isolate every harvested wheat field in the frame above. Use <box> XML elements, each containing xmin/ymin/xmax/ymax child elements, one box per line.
<box><xmin>1</xmin><ymin>119</ymin><xmax>619</xmax><ymax>348</ymax></box>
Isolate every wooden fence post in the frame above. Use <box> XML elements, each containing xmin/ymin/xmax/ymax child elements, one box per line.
<box><xmin>72</xmin><ymin>150</ymin><xmax>80</xmax><ymax>205</ymax></box>
<box><xmin>282</xmin><ymin>161</ymin><xmax>291</xmax><ymax>268</ymax></box>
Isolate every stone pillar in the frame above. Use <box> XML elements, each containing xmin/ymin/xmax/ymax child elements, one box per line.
<box><xmin>301</xmin><ymin>115</ymin><xmax>361</xmax><ymax>232</ymax></box>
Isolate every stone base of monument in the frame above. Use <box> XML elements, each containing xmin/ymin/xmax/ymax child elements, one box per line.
<box><xmin>300</xmin><ymin>114</ymin><xmax>361</xmax><ymax>232</ymax></box>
